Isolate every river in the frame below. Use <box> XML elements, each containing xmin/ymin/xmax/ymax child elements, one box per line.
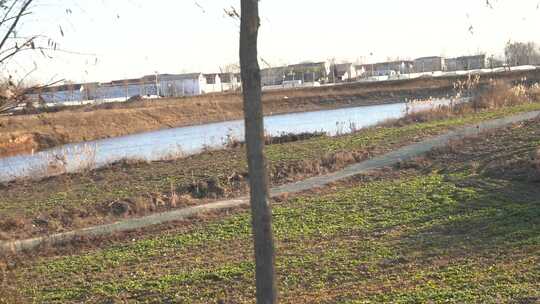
<box><xmin>0</xmin><ymin>98</ymin><xmax>460</xmax><ymax>182</ymax></box>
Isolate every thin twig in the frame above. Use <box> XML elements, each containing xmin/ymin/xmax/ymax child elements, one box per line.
<box><xmin>0</xmin><ymin>0</ymin><xmax>34</xmax><ymax>52</ymax></box>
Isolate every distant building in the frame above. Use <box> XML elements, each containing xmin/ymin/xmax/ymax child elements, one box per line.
<box><xmin>151</xmin><ymin>73</ymin><xmax>207</xmax><ymax>96</ymax></box>
<box><xmin>100</xmin><ymin>78</ymin><xmax>157</xmax><ymax>100</ymax></box>
<box><xmin>219</xmin><ymin>73</ymin><xmax>241</xmax><ymax>91</ymax></box>
<box><xmin>26</xmin><ymin>83</ymin><xmax>87</xmax><ymax>103</ymax></box>
<box><xmin>414</xmin><ymin>56</ymin><xmax>446</xmax><ymax>72</ymax></box>
<box><xmin>357</xmin><ymin>60</ymin><xmax>414</xmax><ymax>77</ymax></box>
<box><xmin>26</xmin><ymin>82</ymin><xmax>125</xmax><ymax>103</ymax></box>
<box><xmin>355</xmin><ymin>65</ymin><xmax>367</xmax><ymax>78</ymax></box>
<box><xmin>331</xmin><ymin>63</ymin><xmax>357</xmax><ymax>82</ymax></box>
<box><xmin>27</xmin><ymin>73</ymin><xmax>208</xmax><ymax>104</ymax></box>
<box><xmin>446</xmin><ymin>55</ymin><xmax>486</xmax><ymax>71</ymax></box>
<box><xmin>286</xmin><ymin>62</ymin><xmax>330</xmax><ymax>83</ymax></box>
<box><xmin>261</xmin><ymin>66</ymin><xmax>288</xmax><ymax>87</ymax></box>
<box><xmin>204</xmin><ymin>74</ymin><xmax>222</xmax><ymax>93</ymax></box>
<box><xmin>261</xmin><ymin>61</ymin><xmax>331</xmax><ymax>86</ymax></box>
<box><xmin>202</xmin><ymin>73</ymin><xmax>241</xmax><ymax>92</ymax></box>
<box><xmin>487</xmin><ymin>56</ymin><xmax>506</xmax><ymax>69</ymax></box>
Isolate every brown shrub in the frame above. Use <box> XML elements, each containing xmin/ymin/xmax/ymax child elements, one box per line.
<box><xmin>402</xmin><ymin>107</ymin><xmax>455</xmax><ymax>124</ymax></box>
<box><xmin>108</xmin><ymin>200</ymin><xmax>133</xmax><ymax>217</ymax></box>
<box><xmin>322</xmin><ymin>151</ymin><xmax>365</xmax><ymax>170</ymax></box>
<box><xmin>527</xmin><ymin>83</ymin><xmax>540</xmax><ymax>101</ymax></box>
<box><xmin>385</xmin><ymin>81</ymin><xmax>535</xmax><ymax>129</ymax></box>
<box><xmin>394</xmin><ymin>157</ymin><xmax>433</xmax><ymax>171</ymax></box>
<box><xmin>227</xmin><ymin>131</ymin><xmax>326</xmax><ymax>148</ymax></box>
<box><xmin>0</xmin><ymin>216</ymin><xmax>26</xmax><ymax>232</ymax></box>
<box><xmin>271</xmin><ymin>150</ymin><xmax>368</xmax><ymax>183</ymax></box>
<box><xmin>107</xmin><ymin>191</ymin><xmax>196</xmax><ymax>217</ymax></box>
<box><xmin>187</xmin><ymin>177</ymin><xmax>226</xmax><ymax>199</ymax></box>
<box><xmin>471</xmin><ymin>81</ymin><xmax>530</xmax><ymax>110</ymax></box>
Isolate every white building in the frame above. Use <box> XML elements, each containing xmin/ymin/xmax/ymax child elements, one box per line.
<box><xmin>150</xmin><ymin>73</ymin><xmax>207</xmax><ymax>97</ymax></box>
<box><xmin>204</xmin><ymin>74</ymin><xmax>222</xmax><ymax>93</ymax></box>
<box><xmin>332</xmin><ymin>63</ymin><xmax>358</xmax><ymax>82</ymax></box>
<box><xmin>219</xmin><ymin>73</ymin><xmax>241</xmax><ymax>91</ymax></box>
<box><xmin>445</xmin><ymin>55</ymin><xmax>487</xmax><ymax>71</ymax></box>
<box><xmin>414</xmin><ymin>56</ymin><xmax>446</xmax><ymax>73</ymax></box>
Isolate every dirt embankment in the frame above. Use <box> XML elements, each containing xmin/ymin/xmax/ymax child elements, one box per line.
<box><xmin>1</xmin><ymin>68</ymin><xmax>539</xmax><ymax>158</ymax></box>
<box><xmin>0</xmin><ymin>133</ymin><xmax>62</xmax><ymax>158</ymax></box>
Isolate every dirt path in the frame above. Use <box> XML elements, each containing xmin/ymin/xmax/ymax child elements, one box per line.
<box><xmin>2</xmin><ymin>110</ymin><xmax>539</xmax><ymax>253</ymax></box>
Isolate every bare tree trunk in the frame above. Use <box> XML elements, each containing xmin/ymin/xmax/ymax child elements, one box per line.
<box><xmin>239</xmin><ymin>1</ymin><xmax>277</xmax><ymax>303</ymax></box>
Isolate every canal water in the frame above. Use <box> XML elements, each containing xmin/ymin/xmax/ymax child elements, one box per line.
<box><xmin>0</xmin><ymin>98</ymin><xmax>459</xmax><ymax>182</ymax></box>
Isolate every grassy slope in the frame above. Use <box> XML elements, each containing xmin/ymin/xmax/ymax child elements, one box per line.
<box><xmin>3</xmin><ymin>107</ymin><xmax>540</xmax><ymax>303</ymax></box>
<box><xmin>1</xmin><ymin>101</ymin><xmax>540</xmax><ymax>239</ymax></box>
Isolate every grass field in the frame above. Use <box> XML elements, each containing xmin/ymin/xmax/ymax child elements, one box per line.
<box><xmin>2</xmin><ymin>112</ymin><xmax>539</xmax><ymax>303</ymax></box>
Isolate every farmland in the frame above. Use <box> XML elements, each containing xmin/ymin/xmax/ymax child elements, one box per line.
<box><xmin>2</xmin><ymin>101</ymin><xmax>539</xmax><ymax>303</ymax></box>
<box><xmin>1</xmin><ymin>83</ymin><xmax>539</xmax><ymax>240</ymax></box>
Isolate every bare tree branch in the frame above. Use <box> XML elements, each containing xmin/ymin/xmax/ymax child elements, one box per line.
<box><xmin>0</xmin><ymin>0</ymin><xmax>19</xmax><ymax>27</ymax></box>
<box><xmin>0</xmin><ymin>44</ymin><xmax>95</xmax><ymax>64</ymax></box>
<box><xmin>0</xmin><ymin>10</ymin><xmax>31</xmax><ymax>26</ymax></box>
<box><xmin>0</xmin><ymin>0</ymin><xmax>34</xmax><ymax>52</ymax></box>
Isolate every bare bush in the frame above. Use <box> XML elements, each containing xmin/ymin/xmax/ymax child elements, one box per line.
<box><xmin>0</xmin><ymin>0</ymin><xmax>71</xmax><ymax>114</ymax></box>
<box><xmin>383</xmin><ymin>81</ymin><xmax>536</xmax><ymax>129</ymax></box>
<box><xmin>472</xmin><ymin>81</ymin><xmax>531</xmax><ymax>110</ymax></box>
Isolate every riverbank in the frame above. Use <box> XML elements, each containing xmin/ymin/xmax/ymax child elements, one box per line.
<box><xmin>3</xmin><ymin>105</ymin><xmax>539</xmax><ymax>303</ymax></box>
<box><xmin>1</xmin><ymin>97</ymin><xmax>539</xmax><ymax>241</ymax></box>
<box><xmin>0</xmin><ymin>94</ymin><xmax>419</xmax><ymax>159</ymax></box>
<box><xmin>2</xmin><ymin>68</ymin><xmax>539</xmax><ymax>158</ymax></box>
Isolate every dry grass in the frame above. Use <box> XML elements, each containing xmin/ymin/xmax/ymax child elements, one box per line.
<box><xmin>385</xmin><ymin>81</ymin><xmax>539</xmax><ymax>127</ymax></box>
<box><xmin>227</xmin><ymin>131</ymin><xmax>326</xmax><ymax>148</ymax></box>
<box><xmin>423</xmin><ymin>117</ymin><xmax>540</xmax><ymax>183</ymax></box>
<box><xmin>472</xmin><ymin>81</ymin><xmax>531</xmax><ymax>109</ymax></box>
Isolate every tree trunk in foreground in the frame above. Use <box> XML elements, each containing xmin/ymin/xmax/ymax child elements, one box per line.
<box><xmin>239</xmin><ymin>0</ymin><xmax>278</xmax><ymax>303</ymax></box>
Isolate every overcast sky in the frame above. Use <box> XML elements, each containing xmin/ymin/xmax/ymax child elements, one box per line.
<box><xmin>7</xmin><ymin>0</ymin><xmax>540</xmax><ymax>84</ymax></box>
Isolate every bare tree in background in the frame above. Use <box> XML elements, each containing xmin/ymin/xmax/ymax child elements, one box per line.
<box><xmin>0</xmin><ymin>0</ymin><xmax>81</xmax><ymax>114</ymax></box>
<box><xmin>239</xmin><ymin>0</ymin><xmax>278</xmax><ymax>303</ymax></box>
<box><xmin>505</xmin><ymin>41</ymin><xmax>540</xmax><ymax>67</ymax></box>
<box><xmin>221</xmin><ymin>62</ymin><xmax>241</xmax><ymax>74</ymax></box>
<box><xmin>0</xmin><ymin>0</ymin><xmax>36</xmax><ymax>112</ymax></box>
<box><xmin>0</xmin><ymin>0</ymin><xmax>34</xmax><ymax>64</ymax></box>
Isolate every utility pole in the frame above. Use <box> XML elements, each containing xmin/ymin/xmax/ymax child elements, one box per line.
<box><xmin>370</xmin><ymin>52</ymin><xmax>374</xmax><ymax>78</ymax></box>
<box><xmin>154</xmin><ymin>71</ymin><xmax>160</xmax><ymax>97</ymax></box>
<box><xmin>219</xmin><ymin>67</ymin><xmax>224</xmax><ymax>92</ymax></box>
<box><xmin>240</xmin><ymin>0</ymin><xmax>277</xmax><ymax>303</ymax></box>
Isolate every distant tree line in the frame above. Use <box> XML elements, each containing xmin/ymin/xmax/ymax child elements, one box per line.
<box><xmin>504</xmin><ymin>41</ymin><xmax>540</xmax><ymax>66</ymax></box>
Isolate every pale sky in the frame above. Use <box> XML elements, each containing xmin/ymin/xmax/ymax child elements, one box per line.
<box><xmin>6</xmin><ymin>0</ymin><xmax>540</xmax><ymax>84</ymax></box>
